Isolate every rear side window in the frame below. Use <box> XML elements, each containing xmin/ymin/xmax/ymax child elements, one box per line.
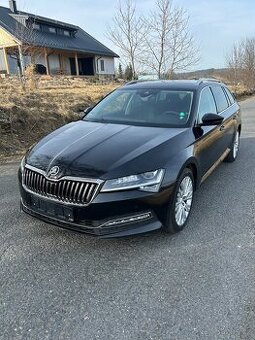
<box><xmin>211</xmin><ymin>86</ymin><xmax>229</xmax><ymax>113</ymax></box>
<box><xmin>224</xmin><ymin>87</ymin><xmax>235</xmax><ymax>105</ymax></box>
<box><xmin>198</xmin><ymin>87</ymin><xmax>217</xmax><ymax>122</ymax></box>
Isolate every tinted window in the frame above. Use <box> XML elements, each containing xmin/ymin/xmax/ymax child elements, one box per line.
<box><xmin>211</xmin><ymin>86</ymin><xmax>229</xmax><ymax>112</ymax></box>
<box><xmin>85</xmin><ymin>89</ymin><xmax>194</xmax><ymax>128</ymax></box>
<box><xmin>198</xmin><ymin>87</ymin><xmax>217</xmax><ymax>122</ymax></box>
<box><xmin>224</xmin><ymin>87</ymin><xmax>235</xmax><ymax>105</ymax></box>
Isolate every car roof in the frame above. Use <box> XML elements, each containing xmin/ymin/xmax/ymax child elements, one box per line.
<box><xmin>122</xmin><ymin>79</ymin><xmax>225</xmax><ymax>91</ymax></box>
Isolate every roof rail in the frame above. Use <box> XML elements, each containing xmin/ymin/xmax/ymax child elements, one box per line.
<box><xmin>199</xmin><ymin>78</ymin><xmax>222</xmax><ymax>85</ymax></box>
<box><xmin>124</xmin><ymin>78</ymin><xmax>162</xmax><ymax>86</ymax></box>
<box><xmin>124</xmin><ymin>80</ymin><xmax>150</xmax><ymax>86</ymax></box>
<box><xmin>125</xmin><ymin>80</ymin><xmax>139</xmax><ymax>86</ymax></box>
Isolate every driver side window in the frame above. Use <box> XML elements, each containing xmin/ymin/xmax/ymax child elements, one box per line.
<box><xmin>198</xmin><ymin>87</ymin><xmax>217</xmax><ymax>123</ymax></box>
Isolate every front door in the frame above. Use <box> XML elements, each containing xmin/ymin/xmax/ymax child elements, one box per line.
<box><xmin>194</xmin><ymin>86</ymin><xmax>226</xmax><ymax>177</ymax></box>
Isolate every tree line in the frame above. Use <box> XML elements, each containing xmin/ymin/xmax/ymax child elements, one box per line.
<box><xmin>108</xmin><ymin>0</ymin><xmax>200</xmax><ymax>80</ymax></box>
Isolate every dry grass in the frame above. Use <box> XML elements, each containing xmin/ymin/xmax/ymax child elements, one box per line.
<box><xmin>0</xmin><ymin>80</ymin><xmax>118</xmax><ymax>159</ymax></box>
<box><xmin>0</xmin><ymin>76</ymin><xmax>253</xmax><ymax>161</ymax></box>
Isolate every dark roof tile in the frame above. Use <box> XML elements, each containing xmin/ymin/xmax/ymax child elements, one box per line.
<box><xmin>0</xmin><ymin>6</ymin><xmax>119</xmax><ymax>57</ymax></box>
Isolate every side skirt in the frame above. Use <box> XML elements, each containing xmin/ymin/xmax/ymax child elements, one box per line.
<box><xmin>201</xmin><ymin>148</ymin><xmax>231</xmax><ymax>184</ymax></box>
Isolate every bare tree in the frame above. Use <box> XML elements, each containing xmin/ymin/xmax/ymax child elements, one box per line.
<box><xmin>13</xmin><ymin>17</ymin><xmax>45</xmax><ymax>74</ymax></box>
<box><xmin>140</xmin><ymin>0</ymin><xmax>199</xmax><ymax>79</ymax></box>
<box><xmin>227</xmin><ymin>38</ymin><xmax>255</xmax><ymax>92</ymax></box>
<box><xmin>140</xmin><ymin>0</ymin><xmax>172</xmax><ymax>78</ymax></box>
<box><xmin>242</xmin><ymin>38</ymin><xmax>255</xmax><ymax>91</ymax></box>
<box><xmin>107</xmin><ymin>0</ymin><xmax>143</xmax><ymax>79</ymax></box>
<box><xmin>167</xmin><ymin>6</ymin><xmax>199</xmax><ymax>78</ymax></box>
<box><xmin>8</xmin><ymin>17</ymin><xmax>49</xmax><ymax>91</ymax></box>
<box><xmin>226</xmin><ymin>43</ymin><xmax>244</xmax><ymax>91</ymax></box>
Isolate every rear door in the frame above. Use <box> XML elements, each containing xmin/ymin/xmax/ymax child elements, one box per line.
<box><xmin>210</xmin><ymin>85</ymin><xmax>237</xmax><ymax>152</ymax></box>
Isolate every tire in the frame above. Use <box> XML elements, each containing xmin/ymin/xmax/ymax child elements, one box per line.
<box><xmin>163</xmin><ymin>168</ymin><xmax>194</xmax><ymax>234</ymax></box>
<box><xmin>224</xmin><ymin>130</ymin><xmax>240</xmax><ymax>163</ymax></box>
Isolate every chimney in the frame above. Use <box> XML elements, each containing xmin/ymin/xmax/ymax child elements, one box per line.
<box><xmin>9</xmin><ymin>0</ymin><xmax>18</xmax><ymax>13</ymax></box>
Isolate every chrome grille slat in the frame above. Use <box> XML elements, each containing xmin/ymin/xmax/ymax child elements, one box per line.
<box><xmin>31</xmin><ymin>172</ymin><xmax>35</xmax><ymax>191</ymax></box>
<box><xmin>29</xmin><ymin>171</ymin><xmax>33</xmax><ymax>189</ymax></box>
<box><xmin>69</xmin><ymin>182</ymin><xmax>76</xmax><ymax>202</ymax></box>
<box><xmin>57</xmin><ymin>181</ymin><xmax>62</xmax><ymax>199</ymax></box>
<box><xmin>81</xmin><ymin>183</ymin><xmax>90</xmax><ymax>203</ymax></box>
<box><xmin>73</xmin><ymin>182</ymin><xmax>80</xmax><ymax>203</ymax></box>
<box><xmin>39</xmin><ymin>175</ymin><xmax>43</xmax><ymax>194</ymax></box>
<box><xmin>53</xmin><ymin>182</ymin><xmax>58</xmax><ymax>196</ymax></box>
<box><xmin>42</xmin><ymin>177</ymin><xmax>46</xmax><ymax>195</ymax></box>
<box><xmin>28</xmin><ymin>170</ymin><xmax>32</xmax><ymax>188</ymax></box>
<box><xmin>36</xmin><ymin>173</ymin><xmax>40</xmax><ymax>193</ymax></box>
<box><xmin>87</xmin><ymin>184</ymin><xmax>96</xmax><ymax>201</ymax></box>
<box><xmin>77</xmin><ymin>182</ymin><xmax>85</xmax><ymax>203</ymax></box>
<box><xmin>46</xmin><ymin>179</ymin><xmax>50</xmax><ymax>196</ymax></box>
<box><xmin>23</xmin><ymin>167</ymin><xmax>99</xmax><ymax>206</ymax></box>
<box><xmin>61</xmin><ymin>181</ymin><xmax>66</xmax><ymax>201</ymax></box>
<box><xmin>65</xmin><ymin>181</ymin><xmax>71</xmax><ymax>201</ymax></box>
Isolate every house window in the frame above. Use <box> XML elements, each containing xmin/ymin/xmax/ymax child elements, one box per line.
<box><xmin>100</xmin><ymin>60</ymin><xmax>105</xmax><ymax>72</ymax></box>
<box><xmin>32</xmin><ymin>23</ymin><xmax>40</xmax><ymax>30</ymax></box>
<box><xmin>63</xmin><ymin>30</ymin><xmax>70</xmax><ymax>37</ymax></box>
<box><xmin>49</xmin><ymin>27</ymin><xmax>56</xmax><ymax>34</ymax></box>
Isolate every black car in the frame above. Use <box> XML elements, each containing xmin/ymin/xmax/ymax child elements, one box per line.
<box><xmin>19</xmin><ymin>79</ymin><xmax>241</xmax><ymax>237</ymax></box>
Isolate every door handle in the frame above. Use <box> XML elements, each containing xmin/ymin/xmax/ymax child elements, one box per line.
<box><xmin>220</xmin><ymin>125</ymin><xmax>225</xmax><ymax>131</ymax></box>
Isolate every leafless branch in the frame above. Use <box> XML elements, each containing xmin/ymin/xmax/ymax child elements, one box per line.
<box><xmin>226</xmin><ymin>38</ymin><xmax>255</xmax><ymax>91</ymax></box>
<box><xmin>139</xmin><ymin>0</ymin><xmax>200</xmax><ymax>79</ymax></box>
<box><xmin>107</xmin><ymin>0</ymin><xmax>144</xmax><ymax>78</ymax></box>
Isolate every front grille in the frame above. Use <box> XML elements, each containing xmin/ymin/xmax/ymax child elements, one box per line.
<box><xmin>23</xmin><ymin>167</ymin><xmax>100</xmax><ymax>206</ymax></box>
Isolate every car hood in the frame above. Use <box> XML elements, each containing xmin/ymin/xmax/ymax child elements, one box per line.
<box><xmin>27</xmin><ymin>121</ymin><xmax>188</xmax><ymax>179</ymax></box>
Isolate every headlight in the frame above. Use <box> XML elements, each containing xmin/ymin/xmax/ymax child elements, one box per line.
<box><xmin>101</xmin><ymin>169</ymin><xmax>164</xmax><ymax>193</ymax></box>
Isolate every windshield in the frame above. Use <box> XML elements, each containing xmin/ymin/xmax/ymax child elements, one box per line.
<box><xmin>85</xmin><ymin>88</ymin><xmax>194</xmax><ymax>127</ymax></box>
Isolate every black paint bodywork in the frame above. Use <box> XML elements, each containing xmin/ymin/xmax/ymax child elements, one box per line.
<box><xmin>19</xmin><ymin>80</ymin><xmax>241</xmax><ymax>237</ymax></box>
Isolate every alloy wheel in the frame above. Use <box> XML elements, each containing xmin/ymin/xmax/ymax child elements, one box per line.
<box><xmin>175</xmin><ymin>176</ymin><xmax>194</xmax><ymax>227</ymax></box>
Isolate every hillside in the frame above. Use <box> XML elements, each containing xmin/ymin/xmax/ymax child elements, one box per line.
<box><xmin>175</xmin><ymin>68</ymin><xmax>229</xmax><ymax>81</ymax></box>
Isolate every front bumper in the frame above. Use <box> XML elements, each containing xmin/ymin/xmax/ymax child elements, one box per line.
<box><xmin>21</xmin><ymin>199</ymin><xmax>161</xmax><ymax>238</ymax></box>
<box><xmin>19</xmin><ymin>179</ymin><xmax>174</xmax><ymax>237</ymax></box>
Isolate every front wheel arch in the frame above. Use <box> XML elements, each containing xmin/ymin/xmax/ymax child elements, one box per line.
<box><xmin>163</xmin><ymin>167</ymin><xmax>195</xmax><ymax>234</ymax></box>
<box><xmin>175</xmin><ymin>158</ymin><xmax>199</xmax><ymax>191</ymax></box>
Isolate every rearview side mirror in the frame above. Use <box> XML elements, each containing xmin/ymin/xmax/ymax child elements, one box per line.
<box><xmin>83</xmin><ymin>106</ymin><xmax>93</xmax><ymax>115</ymax></box>
<box><xmin>200</xmin><ymin>113</ymin><xmax>224</xmax><ymax>126</ymax></box>
<box><xmin>82</xmin><ymin>106</ymin><xmax>94</xmax><ymax>119</ymax></box>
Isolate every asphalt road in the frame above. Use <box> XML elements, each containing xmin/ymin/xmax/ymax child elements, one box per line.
<box><xmin>1</xmin><ymin>97</ymin><xmax>255</xmax><ymax>340</ymax></box>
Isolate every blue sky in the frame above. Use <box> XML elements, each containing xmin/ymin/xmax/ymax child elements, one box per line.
<box><xmin>2</xmin><ymin>0</ymin><xmax>255</xmax><ymax>70</ymax></box>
